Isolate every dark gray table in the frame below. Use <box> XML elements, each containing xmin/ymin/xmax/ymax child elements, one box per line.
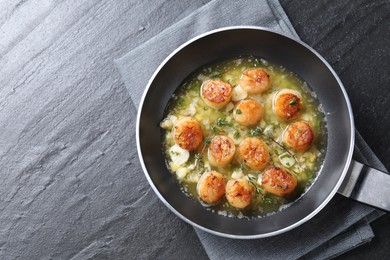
<box><xmin>0</xmin><ymin>0</ymin><xmax>388</xmax><ymax>259</ymax></box>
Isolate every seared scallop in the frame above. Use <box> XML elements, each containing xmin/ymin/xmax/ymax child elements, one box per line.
<box><xmin>226</xmin><ymin>178</ymin><xmax>253</xmax><ymax>209</ymax></box>
<box><xmin>283</xmin><ymin>121</ymin><xmax>314</xmax><ymax>152</ymax></box>
<box><xmin>238</xmin><ymin>137</ymin><xmax>270</xmax><ymax>170</ymax></box>
<box><xmin>272</xmin><ymin>89</ymin><xmax>302</xmax><ymax>120</ymax></box>
<box><xmin>262</xmin><ymin>166</ymin><xmax>297</xmax><ymax>196</ymax></box>
<box><xmin>172</xmin><ymin>116</ymin><xmax>204</xmax><ymax>151</ymax></box>
<box><xmin>208</xmin><ymin>135</ymin><xmax>236</xmax><ymax>167</ymax></box>
<box><xmin>238</xmin><ymin>68</ymin><xmax>271</xmax><ymax>94</ymax></box>
<box><xmin>233</xmin><ymin>99</ymin><xmax>264</xmax><ymax>126</ymax></box>
<box><xmin>201</xmin><ymin>79</ymin><xmax>232</xmax><ymax>109</ymax></box>
<box><xmin>197</xmin><ymin>171</ymin><xmax>226</xmax><ymax>204</ymax></box>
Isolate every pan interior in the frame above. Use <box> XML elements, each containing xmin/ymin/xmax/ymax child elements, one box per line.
<box><xmin>137</xmin><ymin>28</ymin><xmax>353</xmax><ymax>238</ymax></box>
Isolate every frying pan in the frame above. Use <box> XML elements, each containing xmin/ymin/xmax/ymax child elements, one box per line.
<box><xmin>136</xmin><ymin>26</ymin><xmax>390</xmax><ymax>239</ymax></box>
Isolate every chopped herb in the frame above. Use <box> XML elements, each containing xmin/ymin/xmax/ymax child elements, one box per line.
<box><xmin>286</xmin><ymin>162</ymin><xmax>291</xmax><ymax>166</ymax></box>
<box><xmin>192</xmin><ymin>83</ymin><xmax>200</xmax><ymax>92</ymax></box>
<box><xmin>277</xmin><ymin>185</ymin><xmax>283</xmax><ymax>188</ymax></box>
<box><xmin>233</xmin><ymin>131</ymin><xmax>241</xmax><ymax>139</ymax></box>
<box><xmin>209</xmin><ymin>71</ymin><xmax>221</xmax><ymax>78</ymax></box>
<box><xmin>236</xmin><ymin>109</ymin><xmax>242</xmax><ymax>114</ymax></box>
<box><xmin>250</xmin><ymin>126</ymin><xmax>263</xmax><ymax>137</ymax></box>
<box><xmin>178</xmin><ymin>99</ymin><xmax>185</xmax><ymax>107</ymax></box>
<box><xmin>280</xmin><ymin>154</ymin><xmax>291</xmax><ymax>159</ymax></box>
<box><xmin>216</xmin><ymin>117</ymin><xmax>232</xmax><ymax>127</ymax></box>
<box><xmin>170</xmin><ymin>151</ymin><xmax>179</xmax><ymax>156</ymax></box>
<box><xmin>194</xmin><ymin>153</ymin><xmax>201</xmax><ymax>160</ymax></box>
<box><xmin>262</xmin><ymin>196</ymin><xmax>273</xmax><ymax>204</ymax></box>
<box><xmin>204</xmin><ymin>138</ymin><xmax>211</xmax><ymax>144</ymax></box>
<box><xmin>274</xmin><ymin>149</ymin><xmax>279</xmax><ymax>156</ymax></box>
<box><xmin>240</xmin><ymin>164</ymin><xmax>248</xmax><ymax>170</ymax></box>
<box><xmin>211</xmin><ymin>125</ymin><xmax>218</xmax><ymax>132</ymax></box>
<box><xmin>289</xmin><ymin>97</ymin><xmax>298</xmax><ymax>106</ymax></box>
<box><xmin>298</xmin><ymin>129</ymin><xmax>302</xmax><ymax>133</ymax></box>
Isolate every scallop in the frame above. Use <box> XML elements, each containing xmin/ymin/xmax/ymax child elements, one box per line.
<box><xmin>238</xmin><ymin>137</ymin><xmax>270</xmax><ymax>170</ymax></box>
<box><xmin>233</xmin><ymin>99</ymin><xmax>264</xmax><ymax>126</ymax></box>
<box><xmin>272</xmin><ymin>89</ymin><xmax>302</xmax><ymax>120</ymax></box>
<box><xmin>262</xmin><ymin>166</ymin><xmax>297</xmax><ymax>196</ymax></box>
<box><xmin>201</xmin><ymin>79</ymin><xmax>232</xmax><ymax>109</ymax></box>
<box><xmin>283</xmin><ymin>121</ymin><xmax>314</xmax><ymax>152</ymax></box>
<box><xmin>172</xmin><ymin>116</ymin><xmax>204</xmax><ymax>151</ymax></box>
<box><xmin>208</xmin><ymin>135</ymin><xmax>236</xmax><ymax>167</ymax></box>
<box><xmin>238</xmin><ymin>68</ymin><xmax>271</xmax><ymax>94</ymax></box>
<box><xmin>197</xmin><ymin>171</ymin><xmax>226</xmax><ymax>204</ymax></box>
<box><xmin>226</xmin><ymin>178</ymin><xmax>253</xmax><ymax>209</ymax></box>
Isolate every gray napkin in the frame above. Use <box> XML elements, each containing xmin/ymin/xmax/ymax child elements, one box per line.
<box><xmin>115</xmin><ymin>0</ymin><xmax>387</xmax><ymax>258</ymax></box>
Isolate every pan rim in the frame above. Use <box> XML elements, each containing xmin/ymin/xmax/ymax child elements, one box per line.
<box><xmin>136</xmin><ymin>26</ymin><xmax>355</xmax><ymax>239</ymax></box>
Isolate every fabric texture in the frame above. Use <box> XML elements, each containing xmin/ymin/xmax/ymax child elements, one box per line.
<box><xmin>115</xmin><ymin>0</ymin><xmax>387</xmax><ymax>258</ymax></box>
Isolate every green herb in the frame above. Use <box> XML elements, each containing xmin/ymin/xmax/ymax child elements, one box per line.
<box><xmin>211</xmin><ymin>125</ymin><xmax>218</xmax><ymax>132</ymax></box>
<box><xmin>209</xmin><ymin>71</ymin><xmax>221</xmax><ymax>78</ymax></box>
<box><xmin>170</xmin><ymin>151</ymin><xmax>179</xmax><ymax>156</ymax></box>
<box><xmin>250</xmin><ymin>126</ymin><xmax>263</xmax><ymax>137</ymax></box>
<box><xmin>192</xmin><ymin>83</ymin><xmax>200</xmax><ymax>93</ymax></box>
<box><xmin>262</xmin><ymin>196</ymin><xmax>273</xmax><ymax>204</ymax></box>
<box><xmin>233</xmin><ymin>131</ymin><xmax>241</xmax><ymax>139</ymax></box>
<box><xmin>236</xmin><ymin>109</ymin><xmax>242</xmax><ymax>114</ymax></box>
<box><xmin>216</xmin><ymin>117</ymin><xmax>232</xmax><ymax>127</ymax></box>
<box><xmin>286</xmin><ymin>162</ymin><xmax>291</xmax><ymax>166</ymax></box>
<box><xmin>204</xmin><ymin>138</ymin><xmax>211</xmax><ymax>144</ymax></box>
<box><xmin>248</xmin><ymin>176</ymin><xmax>263</xmax><ymax>195</ymax></box>
<box><xmin>273</xmin><ymin>149</ymin><xmax>279</xmax><ymax>156</ymax></box>
<box><xmin>178</xmin><ymin>99</ymin><xmax>185</xmax><ymax>107</ymax></box>
<box><xmin>277</xmin><ymin>185</ymin><xmax>283</xmax><ymax>188</ymax></box>
<box><xmin>194</xmin><ymin>153</ymin><xmax>201</xmax><ymax>160</ymax></box>
<box><xmin>240</xmin><ymin>164</ymin><xmax>248</xmax><ymax>171</ymax></box>
<box><xmin>280</xmin><ymin>154</ymin><xmax>291</xmax><ymax>159</ymax></box>
<box><xmin>289</xmin><ymin>97</ymin><xmax>298</xmax><ymax>106</ymax></box>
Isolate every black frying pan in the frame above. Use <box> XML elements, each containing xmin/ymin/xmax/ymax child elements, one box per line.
<box><xmin>136</xmin><ymin>26</ymin><xmax>390</xmax><ymax>239</ymax></box>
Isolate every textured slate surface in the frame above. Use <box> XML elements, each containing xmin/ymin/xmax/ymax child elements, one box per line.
<box><xmin>0</xmin><ymin>0</ymin><xmax>388</xmax><ymax>259</ymax></box>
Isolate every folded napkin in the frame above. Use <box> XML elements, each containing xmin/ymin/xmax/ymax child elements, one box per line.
<box><xmin>115</xmin><ymin>0</ymin><xmax>387</xmax><ymax>258</ymax></box>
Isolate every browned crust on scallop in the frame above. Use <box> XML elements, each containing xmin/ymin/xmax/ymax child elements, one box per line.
<box><xmin>173</xmin><ymin>117</ymin><xmax>204</xmax><ymax>151</ymax></box>
<box><xmin>238</xmin><ymin>137</ymin><xmax>270</xmax><ymax>170</ymax></box>
<box><xmin>201</xmin><ymin>80</ymin><xmax>232</xmax><ymax>104</ymax></box>
<box><xmin>209</xmin><ymin>135</ymin><xmax>236</xmax><ymax>165</ymax></box>
<box><xmin>283</xmin><ymin>121</ymin><xmax>314</xmax><ymax>152</ymax></box>
<box><xmin>262</xmin><ymin>166</ymin><xmax>297</xmax><ymax>196</ymax></box>
<box><xmin>197</xmin><ymin>171</ymin><xmax>226</xmax><ymax>204</ymax></box>
<box><xmin>274</xmin><ymin>93</ymin><xmax>302</xmax><ymax>120</ymax></box>
<box><xmin>226</xmin><ymin>179</ymin><xmax>253</xmax><ymax>209</ymax></box>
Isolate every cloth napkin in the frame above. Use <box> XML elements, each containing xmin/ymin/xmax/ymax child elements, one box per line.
<box><xmin>115</xmin><ymin>0</ymin><xmax>387</xmax><ymax>258</ymax></box>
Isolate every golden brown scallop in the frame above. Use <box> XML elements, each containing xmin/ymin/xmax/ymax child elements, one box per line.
<box><xmin>283</xmin><ymin>121</ymin><xmax>314</xmax><ymax>152</ymax></box>
<box><xmin>201</xmin><ymin>79</ymin><xmax>232</xmax><ymax>109</ymax></box>
<box><xmin>239</xmin><ymin>68</ymin><xmax>271</xmax><ymax>94</ymax></box>
<box><xmin>233</xmin><ymin>99</ymin><xmax>264</xmax><ymax>126</ymax></box>
<box><xmin>172</xmin><ymin>117</ymin><xmax>204</xmax><ymax>151</ymax></box>
<box><xmin>225</xmin><ymin>178</ymin><xmax>253</xmax><ymax>209</ymax></box>
<box><xmin>238</xmin><ymin>137</ymin><xmax>270</xmax><ymax>170</ymax></box>
<box><xmin>272</xmin><ymin>89</ymin><xmax>302</xmax><ymax>120</ymax></box>
<box><xmin>262</xmin><ymin>166</ymin><xmax>297</xmax><ymax>196</ymax></box>
<box><xmin>208</xmin><ymin>135</ymin><xmax>236</xmax><ymax>167</ymax></box>
<box><xmin>197</xmin><ymin>171</ymin><xmax>226</xmax><ymax>204</ymax></box>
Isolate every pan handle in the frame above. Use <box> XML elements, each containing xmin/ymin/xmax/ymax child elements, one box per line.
<box><xmin>338</xmin><ymin>159</ymin><xmax>390</xmax><ymax>211</ymax></box>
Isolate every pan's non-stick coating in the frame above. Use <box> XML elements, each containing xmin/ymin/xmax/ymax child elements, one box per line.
<box><xmin>137</xmin><ymin>27</ymin><xmax>354</xmax><ymax>238</ymax></box>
